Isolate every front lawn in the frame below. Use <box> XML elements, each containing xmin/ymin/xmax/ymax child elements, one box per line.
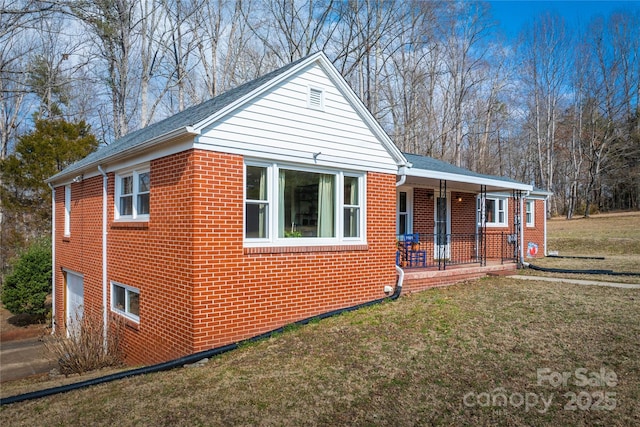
<box><xmin>2</xmin><ymin>278</ymin><xmax>638</xmax><ymax>426</ymax></box>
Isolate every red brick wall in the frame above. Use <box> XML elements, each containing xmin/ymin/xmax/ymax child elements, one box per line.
<box><xmin>523</xmin><ymin>198</ymin><xmax>546</xmax><ymax>258</ymax></box>
<box><xmin>55</xmin><ymin>149</ymin><xmax>399</xmax><ymax>365</ymax></box>
<box><xmin>189</xmin><ymin>151</ymin><xmax>398</xmax><ymax>352</ymax></box>
<box><xmin>53</xmin><ymin>177</ymin><xmax>104</xmax><ymax>333</ymax></box>
<box><xmin>413</xmin><ymin>188</ymin><xmax>433</xmax><ymax>236</ymax></box>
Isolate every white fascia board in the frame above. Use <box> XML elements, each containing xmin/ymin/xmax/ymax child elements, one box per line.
<box><xmin>407</xmin><ymin>168</ymin><xmax>533</xmax><ymax>192</ymax></box>
<box><xmin>46</xmin><ymin>126</ymin><xmax>199</xmax><ymax>185</ymax></box>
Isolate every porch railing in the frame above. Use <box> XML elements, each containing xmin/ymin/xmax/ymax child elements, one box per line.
<box><xmin>396</xmin><ymin>232</ymin><xmax>518</xmax><ymax>270</ymax></box>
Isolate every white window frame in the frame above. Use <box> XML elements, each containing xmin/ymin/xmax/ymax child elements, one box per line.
<box><xmin>64</xmin><ymin>185</ymin><xmax>71</xmax><ymax>236</ymax></box>
<box><xmin>114</xmin><ymin>166</ymin><xmax>150</xmax><ymax>221</ymax></box>
<box><xmin>526</xmin><ymin>200</ymin><xmax>535</xmax><ymax>227</ymax></box>
<box><xmin>244</xmin><ymin>161</ymin><xmax>366</xmax><ymax>247</ymax></box>
<box><xmin>478</xmin><ymin>195</ymin><xmax>508</xmax><ymax>227</ymax></box>
<box><xmin>110</xmin><ymin>281</ymin><xmax>140</xmax><ymax>322</ymax></box>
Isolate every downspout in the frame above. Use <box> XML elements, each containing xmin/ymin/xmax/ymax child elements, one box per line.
<box><xmin>98</xmin><ymin>166</ymin><xmax>108</xmax><ymax>351</ymax></box>
<box><xmin>543</xmin><ymin>196</ymin><xmax>548</xmax><ymax>257</ymax></box>
<box><xmin>48</xmin><ymin>183</ymin><xmax>56</xmax><ymax>334</ymax></box>
<box><xmin>520</xmin><ymin>192</ymin><xmax>529</xmax><ymax>266</ymax></box>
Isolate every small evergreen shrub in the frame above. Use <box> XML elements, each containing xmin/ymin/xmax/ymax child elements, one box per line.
<box><xmin>1</xmin><ymin>238</ymin><xmax>51</xmax><ymax>318</ymax></box>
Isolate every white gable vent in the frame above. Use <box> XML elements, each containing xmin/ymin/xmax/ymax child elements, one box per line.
<box><xmin>308</xmin><ymin>87</ymin><xmax>324</xmax><ymax>110</ymax></box>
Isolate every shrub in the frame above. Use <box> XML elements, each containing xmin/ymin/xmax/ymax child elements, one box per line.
<box><xmin>1</xmin><ymin>238</ymin><xmax>51</xmax><ymax>318</ymax></box>
<box><xmin>45</xmin><ymin>311</ymin><xmax>125</xmax><ymax>375</ymax></box>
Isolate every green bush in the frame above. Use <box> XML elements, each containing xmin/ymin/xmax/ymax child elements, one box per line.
<box><xmin>1</xmin><ymin>238</ymin><xmax>52</xmax><ymax>317</ymax></box>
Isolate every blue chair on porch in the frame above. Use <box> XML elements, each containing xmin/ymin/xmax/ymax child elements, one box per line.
<box><xmin>400</xmin><ymin>233</ymin><xmax>427</xmax><ymax>268</ymax></box>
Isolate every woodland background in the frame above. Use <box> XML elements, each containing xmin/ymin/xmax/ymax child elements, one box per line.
<box><xmin>1</xmin><ymin>0</ymin><xmax>639</xmax><ymax>273</ymax></box>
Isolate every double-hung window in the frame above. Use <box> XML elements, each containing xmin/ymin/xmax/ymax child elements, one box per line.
<box><xmin>115</xmin><ymin>168</ymin><xmax>150</xmax><ymax>220</ymax></box>
<box><xmin>111</xmin><ymin>282</ymin><xmax>140</xmax><ymax>322</ymax></box>
<box><xmin>526</xmin><ymin>200</ymin><xmax>535</xmax><ymax>227</ymax></box>
<box><xmin>244</xmin><ymin>162</ymin><xmax>365</xmax><ymax>245</ymax></box>
<box><xmin>478</xmin><ymin>195</ymin><xmax>508</xmax><ymax>227</ymax></box>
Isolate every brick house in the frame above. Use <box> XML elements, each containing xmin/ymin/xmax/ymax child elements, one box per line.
<box><xmin>47</xmin><ymin>52</ymin><xmax>548</xmax><ymax>365</ymax></box>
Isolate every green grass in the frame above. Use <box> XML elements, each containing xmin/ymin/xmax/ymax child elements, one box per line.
<box><xmin>2</xmin><ymin>279</ymin><xmax>638</xmax><ymax>426</ymax></box>
<box><xmin>2</xmin><ymin>211</ymin><xmax>639</xmax><ymax>425</ymax></box>
<box><xmin>525</xmin><ymin>211</ymin><xmax>640</xmax><ymax>284</ymax></box>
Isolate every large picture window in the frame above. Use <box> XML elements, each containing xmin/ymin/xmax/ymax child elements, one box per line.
<box><xmin>115</xmin><ymin>168</ymin><xmax>150</xmax><ymax>220</ymax></box>
<box><xmin>245</xmin><ymin>163</ymin><xmax>364</xmax><ymax>244</ymax></box>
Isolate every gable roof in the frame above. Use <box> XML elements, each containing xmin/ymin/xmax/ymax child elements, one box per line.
<box><xmin>48</xmin><ymin>52</ymin><xmax>407</xmax><ymax>183</ymax></box>
<box><xmin>403</xmin><ymin>153</ymin><xmax>532</xmax><ymax>192</ymax></box>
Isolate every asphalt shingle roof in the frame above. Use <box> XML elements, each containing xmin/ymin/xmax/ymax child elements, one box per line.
<box><xmin>403</xmin><ymin>152</ymin><xmax>524</xmax><ymax>186</ymax></box>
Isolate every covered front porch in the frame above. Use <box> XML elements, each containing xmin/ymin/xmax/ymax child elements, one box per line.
<box><xmin>395</xmin><ymin>153</ymin><xmax>533</xmax><ymax>287</ymax></box>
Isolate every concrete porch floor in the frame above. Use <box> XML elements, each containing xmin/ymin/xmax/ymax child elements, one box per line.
<box><xmin>401</xmin><ymin>260</ymin><xmax>518</xmax><ymax>293</ymax></box>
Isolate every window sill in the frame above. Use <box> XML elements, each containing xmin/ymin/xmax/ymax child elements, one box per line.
<box><xmin>111</xmin><ymin>221</ymin><xmax>149</xmax><ymax>230</ymax></box>
<box><xmin>62</xmin><ymin>236</ymin><xmax>70</xmax><ymax>242</ymax></box>
<box><xmin>244</xmin><ymin>244</ymin><xmax>368</xmax><ymax>255</ymax></box>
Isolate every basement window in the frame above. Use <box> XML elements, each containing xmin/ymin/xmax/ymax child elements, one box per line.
<box><xmin>111</xmin><ymin>282</ymin><xmax>140</xmax><ymax>322</ymax></box>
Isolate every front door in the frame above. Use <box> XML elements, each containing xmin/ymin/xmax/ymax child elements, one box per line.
<box><xmin>434</xmin><ymin>195</ymin><xmax>450</xmax><ymax>259</ymax></box>
<box><xmin>65</xmin><ymin>271</ymin><xmax>84</xmax><ymax>336</ymax></box>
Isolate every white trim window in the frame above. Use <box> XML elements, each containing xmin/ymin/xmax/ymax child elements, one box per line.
<box><xmin>111</xmin><ymin>282</ymin><xmax>140</xmax><ymax>322</ymax></box>
<box><xmin>526</xmin><ymin>200</ymin><xmax>535</xmax><ymax>227</ymax></box>
<box><xmin>478</xmin><ymin>196</ymin><xmax>508</xmax><ymax>227</ymax></box>
<box><xmin>244</xmin><ymin>162</ymin><xmax>365</xmax><ymax>245</ymax></box>
<box><xmin>64</xmin><ymin>185</ymin><xmax>71</xmax><ymax>236</ymax></box>
<box><xmin>115</xmin><ymin>167</ymin><xmax>150</xmax><ymax>220</ymax></box>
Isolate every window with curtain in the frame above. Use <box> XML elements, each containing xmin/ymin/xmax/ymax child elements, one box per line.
<box><xmin>244</xmin><ymin>163</ymin><xmax>364</xmax><ymax>244</ymax></box>
<box><xmin>479</xmin><ymin>196</ymin><xmax>508</xmax><ymax>227</ymax></box>
<box><xmin>279</xmin><ymin>169</ymin><xmax>335</xmax><ymax>238</ymax></box>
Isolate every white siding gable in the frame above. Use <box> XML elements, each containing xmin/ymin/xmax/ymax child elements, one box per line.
<box><xmin>194</xmin><ymin>62</ymin><xmax>399</xmax><ymax>174</ymax></box>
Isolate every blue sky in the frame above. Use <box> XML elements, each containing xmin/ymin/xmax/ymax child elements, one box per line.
<box><xmin>487</xmin><ymin>1</ymin><xmax>640</xmax><ymax>39</ymax></box>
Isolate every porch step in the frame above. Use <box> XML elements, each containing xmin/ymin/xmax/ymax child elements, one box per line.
<box><xmin>402</xmin><ymin>263</ymin><xmax>517</xmax><ymax>294</ymax></box>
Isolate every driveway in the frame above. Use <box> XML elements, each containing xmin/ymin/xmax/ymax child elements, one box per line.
<box><xmin>0</xmin><ymin>337</ymin><xmax>56</xmax><ymax>382</ymax></box>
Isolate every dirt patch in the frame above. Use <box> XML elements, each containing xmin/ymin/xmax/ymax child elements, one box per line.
<box><xmin>0</xmin><ymin>305</ymin><xmax>49</xmax><ymax>342</ymax></box>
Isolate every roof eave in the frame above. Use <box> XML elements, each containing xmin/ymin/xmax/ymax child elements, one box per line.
<box><xmin>46</xmin><ymin>126</ymin><xmax>200</xmax><ymax>184</ymax></box>
<box><xmin>406</xmin><ymin>169</ymin><xmax>533</xmax><ymax>192</ymax></box>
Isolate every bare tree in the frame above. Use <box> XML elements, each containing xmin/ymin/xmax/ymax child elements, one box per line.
<box><xmin>437</xmin><ymin>1</ymin><xmax>492</xmax><ymax>166</ymax></box>
<box><xmin>520</xmin><ymin>13</ymin><xmax>571</xmax><ymax>217</ymax></box>
<box><xmin>68</xmin><ymin>0</ymin><xmax>138</xmax><ymax>140</ymax></box>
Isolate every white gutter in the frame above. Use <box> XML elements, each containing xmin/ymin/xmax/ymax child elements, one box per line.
<box><xmin>48</xmin><ymin>183</ymin><xmax>56</xmax><ymax>334</ymax></box>
<box><xmin>46</xmin><ymin>126</ymin><xmax>200</xmax><ymax>185</ymax></box>
<box><xmin>406</xmin><ymin>169</ymin><xmax>533</xmax><ymax>192</ymax></box>
<box><xmin>98</xmin><ymin>165</ymin><xmax>108</xmax><ymax>351</ymax></box>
